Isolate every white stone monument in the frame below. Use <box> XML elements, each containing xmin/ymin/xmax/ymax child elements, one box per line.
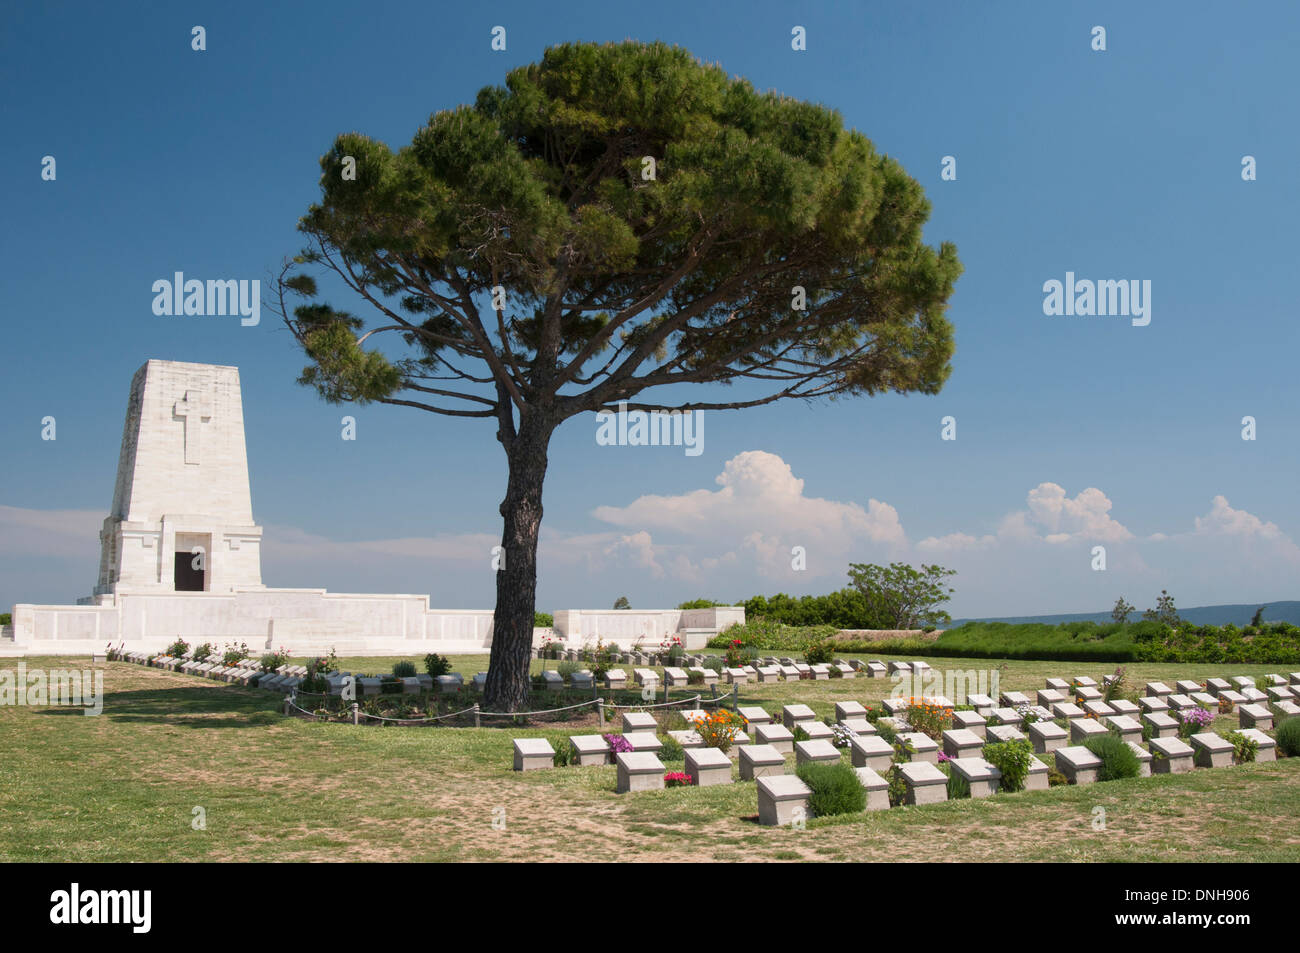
<box><xmin>90</xmin><ymin>360</ymin><xmax>264</xmax><ymax>598</ymax></box>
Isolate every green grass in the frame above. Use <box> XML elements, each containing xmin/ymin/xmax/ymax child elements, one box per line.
<box><xmin>1</xmin><ymin>655</ymin><xmax>1297</xmax><ymax>862</ymax></box>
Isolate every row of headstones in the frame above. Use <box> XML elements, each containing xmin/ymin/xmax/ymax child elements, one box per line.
<box><xmin>120</xmin><ymin>650</ymin><xmax>308</xmax><ymax>693</ymax></box>
<box><xmin>320</xmin><ymin>671</ymin><xmax>467</xmax><ymax>696</ymax></box>
<box><xmin>511</xmin><ymin>671</ymin><xmax>1300</xmax><ymax>825</ymax></box>
<box><xmin>532</xmin><ymin>656</ymin><xmax>920</xmax><ymax>690</ymax></box>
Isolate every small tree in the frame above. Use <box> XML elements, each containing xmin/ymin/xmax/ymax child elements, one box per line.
<box><xmin>846</xmin><ymin>562</ymin><xmax>956</xmax><ymax>629</ymax></box>
<box><xmin>1111</xmin><ymin>596</ymin><xmax>1135</xmax><ymax>624</ymax></box>
<box><xmin>1250</xmin><ymin>606</ymin><xmax>1265</xmax><ymax>628</ymax></box>
<box><xmin>1142</xmin><ymin>589</ymin><xmax>1180</xmax><ymax>626</ymax></box>
<box><xmin>613</xmin><ymin>596</ymin><xmax>631</xmax><ymax>610</ymax></box>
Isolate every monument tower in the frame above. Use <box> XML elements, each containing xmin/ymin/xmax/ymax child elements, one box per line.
<box><xmin>90</xmin><ymin>359</ymin><xmax>264</xmax><ymax>598</ymax></box>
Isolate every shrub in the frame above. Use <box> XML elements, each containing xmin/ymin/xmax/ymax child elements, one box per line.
<box><xmin>1176</xmin><ymin>706</ymin><xmax>1213</xmax><ymax>739</ymax></box>
<box><xmin>260</xmin><ymin>648</ymin><xmax>290</xmax><ymax>672</ymax></box>
<box><xmin>1224</xmin><ymin>730</ymin><xmax>1258</xmax><ymax>764</ymax></box>
<box><xmin>947</xmin><ymin>770</ymin><xmax>971</xmax><ymax>799</ymax></box>
<box><xmin>0</xmin><ymin>613</ymin><xmax>10</xmax><ymax>626</ymax></box>
<box><xmin>664</xmin><ymin>771</ymin><xmax>693</xmax><ymax>787</ymax></box>
<box><xmin>165</xmin><ymin>638</ymin><xmax>190</xmax><ymax>658</ymax></box>
<box><xmin>1218</xmin><ymin>696</ymin><xmax>1235</xmax><ymax>715</ymax></box>
<box><xmin>192</xmin><ymin>642</ymin><xmax>214</xmax><ymax>662</ymax></box>
<box><xmin>392</xmin><ymin>660</ymin><xmax>417</xmax><ymax>678</ymax></box>
<box><xmin>678</xmin><ymin>599</ymin><xmax>724</xmax><ymax>609</ymax></box>
<box><xmin>792</xmin><ymin>725</ymin><xmax>811</xmax><ymax>743</ymax></box>
<box><xmin>424</xmin><ymin>653</ymin><xmax>452</xmax><ymax>678</ymax></box>
<box><xmin>796</xmin><ymin>761</ymin><xmax>867</xmax><ymax>817</ymax></box>
<box><xmin>553</xmin><ymin>743</ymin><xmax>574</xmax><ymax>767</ymax></box>
<box><xmin>875</xmin><ymin>720</ymin><xmax>898</xmax><ymax>745</ymax></box>
<box><xmin>903</xmin><ymin>699</ymin><xmax>954</xmax><ymax>742</ymax></box>
<box><xmin>533</xmin><ymin>611</ymin><xmax>554</xmax><ymax>628</ymax></box>
<box><xmin>1275</xmin><ymin>717</ymin><xmax>1300</xmax><ymax>757</ymax></box>
<box><xmin>690</xmin><ymin>709</ymin><xmax>746</xmax><ymax>753</ymax></box>
<box><xmin>687</xmin><ymin>669</ymin><xmax>705</xmax><ymax>685</ymax></box>
<box><xmin>982</xmin><ymin>739</ymin><xmax>1034</xmax><ymax>792</ymax></box>
<box><xmin>701</xmin><ymin>657</ymin><xmax>724</xmax><ymax>673</ymax></box>
<box><xmin>658</xmin><ymin>733</ymin><xmax>684</xmax><ymax>763</ymax></box>
<box><xmin>1083</xmin><ymin>733</ymin><xmax>1141</xmax><ymax>781</ymax></box>
<box><xmin>222</xmin><ymin>641</ymin><xmax>251</xmax><ymax>665</ymax></box>
<box><xmin>556</xmin><ymin>660</ymin><xmax>580</xmax><ymax>679</ymax></box>
<box><xmin>803</xmin><ymin>639</ymin><xmax>834</xmax><ymax>665</ymax></box>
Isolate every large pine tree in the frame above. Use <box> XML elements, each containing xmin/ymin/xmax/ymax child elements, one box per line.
<box><xmin>276</xmin><ymin>41</ymin><xmax>962</xmax><ymax>710</ymax></box>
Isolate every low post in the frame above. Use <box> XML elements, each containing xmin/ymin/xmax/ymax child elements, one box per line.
<box><xmin>283</xmin><ymin>695</ymin><xmax>291</xmax><ymax>716</ymax></box>
<box><xmin>597</xmin><ymin>698</ymin><xmax>606</xmax><ymax>729</ymax></box>
<box><xmin>731</xmin><ymin>683</ymin><xmax>738</xmax><ymax>709</ymax></box>
<box><xmin>710</xmin><ymin>684</ymin><xmax>718</xmax><ymax>703</ymax></box>
<box><xmin>473</xmin><ymin>703</ymin><xmax>481</xmax><ymax>729</ymax></box>
<box><xmin>351</xmin><ymin>702</ymin><xmax>359</xmax><ymax>726</ymax></box>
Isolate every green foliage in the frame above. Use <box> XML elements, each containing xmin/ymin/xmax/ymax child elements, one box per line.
<box><xmin>1141</xmin><ymin>590</ymin><xmax>1181</xmax><ymax>626</ymax></box>
<box><xmin>657</xmin><ymin>733</ymin><xmax>684</xmax><ymax>763</ymax></box>
<box><xmin>846</xmin><ymin>562</ymin><xmax>957</xmax><ymax>629</ymax></box>
<box><xmin>424</xmin><ymin>653</ymin><xmax>452</xmax><ymax>678</ymax></box>
<box><xmin>791</xmin><ymin>725</ymin><xmax>811</xmax><ymax>743</ymax></box>
<box><xmin>165</xmin><ymin>639</ymin><xmax>190</xmax><ymax>658</ymax></box>
<box><xmin>192</xmin><ymin>642</ymin><xmax>214</xmax><ymax>662</ymax></box>
<box><xmin>260</xmin><ymin>649</ymin><xmax>290</xmax><ymax>672</ymax></box>
<box><xmin>533</xmin><ymin>611</ymin><xmax>554</xmax><ymax>628</ymax></box>
<box><xmin>707</xmin><ymin>618</ymin><xmax>838</xmax><ymax>651</ymax></box>
<box><xmin>613</xmin><ymin>597</ymin><xmax>631</xmax><ymax>610</ymax></box>
<box><xmin>1082</xmin><ymin>733</ymin><xmax>1141</xmax><ymax>781</ymax></box>
<box><xmin>981</xmin><ymin>739</ymin><xmax>1034</xmax><ymax>792</ymax></box>
<box><xmin>279</xmin><ymin>40</ymin><xmax>962</xmax><ymax>711</ymax></box>
<box><xmin>0</xmin><ymin>613</ymin><xmax>10</xmax><ymax>626</ymax></box>
<box><xmin>854</xmin><ymin>620</ymin><xmax>1300</xmax><ymax>665</ymax></box>
<box><xmin>947</xmin><ymin>770</ymin><xmax>971</xmax><ymax>799</ymax></box>
<box><xmin>553</xmin><ymin>742</ymin><xmax>575</xmax><ymax>767</ymax></box>
<box><xmin>221</xmin><ymin>641</ymin><xmax>251</xmax><ymax>666</ymax></box>
<box><xmin>556</xmin><ymin>660</ymin><xmax>580</xmax><ymax>679</ymax></box>
<box><xmin>803</xmin><ymin>639</ymin><xmax>834</xmax><ymax>665</ymax></box>
<box><xmin>1111</xmin><ymin>597</ymin><xmax>1136</xmax><ymax>624</ymax></box>
<box><xmin>1275</xmin><ymin>717</ymin><xmax>1300</xmax><ymax>757</ymax></box>
<box><xmin>1224</xmin><ymin>730</ymin><xmax>1259</xmax><ymax>764</ymax></box>
<box><xmin>739</xmin><ymin>588</ymin><xmax>886</xmax><ymax>629</ymax></box>
<box><xmin>795</xmin><ymin>761</ymin><xmax>867</xmax><ymax>817</ymax></box>
<box><xmin>687</xmin><ymin>669</ymin><xmax>705</xmax><ymax>685</ymax></box>
<box><xmin>677</xmin><ymin>599</ymin><xmax>724</xmax><ymax>610</ymax></box>
<box><xmin>392</xmin><ymin>660</ymin><xmax>417</xmax><ymax>678</ymax></box>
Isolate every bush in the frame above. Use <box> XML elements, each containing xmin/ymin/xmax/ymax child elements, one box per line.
<box><xmin>687</xmin><ymin>669</ymin><xmax>705</xmax><ymax>685</ymax></box>
<box><xmin>1083</xmin><ymin>733</ymin><xmax>1141</xmax><ymax>781</ymax></box>
<box><xmin>165</xmin><ymin>639</ymin><xmax>190</xmax><ymax>657</ymax></box>
<box><xmin>803</xmin><ymin>639</ymin><xmax>834</xmax><ymax>665</ymax></box>
<box><xmin>677</xmin><ymin>599</ymin><xmax>724</xmax><ymax>610</ymax></box>
<box><xmin>533</xmin><ymin>611</ymin><xmax>554</xmax><ymax>628</ymax></box>
<box><xmin>795</xmin><ymin>761</ymin><xmax>867</xmax><ymax>817</ymax></box>
<box><xmin>260</xmin><ymin>648</ymin><xmax>290</xmax><ymax>672</ymax></box>
<box><xmin>1275</xmin><ymin>717</ymin><xmax>1300</xmax><ymax>756</ymax></box>
<box><xmin>689</xmin><ymin>710</ymin><xmax>746</xmax><ymax>753</ymax></box>
<box><xmin>947</xmin><ymin>770</ymin><xmax>971</xmax><ymax>799</ymax></box>
<box><xmin>658</xmin><ymin>733</ymin><xmax>684</xmax><ymax>763</ymax></box>
<box><xmin>982</xmin><ymin>739</ymin><xmax>1035</xmax><ymax>792</ymax></box>
<box><xmin>424</xmin><ymin>653</ymin><xmax>452</xmax><ymax>678</ymax></box>
<box><xmin>1225</xmin><ymin>730</ymin><xmax>1258</xmax><ymax>764</ymax></box>
<box><xmin>0</xmin><ymin>613</ymin><xmax>10</xmax><ymax>626</ymax></box>
<box><xmin>222</xmin><ymin>642</ymin><xmax>251</xmax><ymax>665</ymax></box>
<box><xmin>192</xmin><ymin>642</ymin><xmax>214</xmax><ymax>662</ymax></box>
<box><xmin>392</xmin><ymin>660</ymin><xmax>417</xmax><ymax>678</ymax></box>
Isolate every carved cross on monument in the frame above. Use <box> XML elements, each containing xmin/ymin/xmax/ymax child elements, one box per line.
<box><xmin>173</xmin><ymin>391</ymin><xmax>212</xmax><ymax>465</ymax></box>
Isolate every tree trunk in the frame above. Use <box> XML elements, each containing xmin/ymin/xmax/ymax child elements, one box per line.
<box><xmin>483</xmin><ymin>416</ymin><xmax>554</xmax><ymax>712</ymax></box>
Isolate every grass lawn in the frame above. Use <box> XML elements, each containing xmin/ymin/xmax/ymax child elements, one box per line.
<box><xmin>1</xmin><ymin>654</ymin><xmax>1297</xmax><ymax>862</ymax></box>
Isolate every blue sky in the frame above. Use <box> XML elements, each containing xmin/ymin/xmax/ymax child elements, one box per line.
<box><xmin>3</xmin><ymin>1</ymin><xmax>1298</xmax><ymax>618</ymax></box>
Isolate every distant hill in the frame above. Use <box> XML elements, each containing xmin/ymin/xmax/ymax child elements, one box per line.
<box><xmin>951</xmin><ymin>601</ymin><xmax>1300</xmax><ymax>628</ymax></box>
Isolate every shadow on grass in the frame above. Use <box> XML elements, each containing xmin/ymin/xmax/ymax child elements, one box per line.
<box><xmin>34</xmin><ymin>686</ymin><xmax>282</xmax><ymax>728</ymax></box>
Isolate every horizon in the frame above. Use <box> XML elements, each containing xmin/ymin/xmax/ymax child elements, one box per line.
<box><xmin>4</xmin><ymin>2</ymin><xmax>1299</xmax><ymax>618</ymax></box>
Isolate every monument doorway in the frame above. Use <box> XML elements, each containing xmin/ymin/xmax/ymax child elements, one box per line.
<box><xmin>173</xmin><ymin>533</ymin><xmax>210</xmax><ymax>591</ymax></box>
